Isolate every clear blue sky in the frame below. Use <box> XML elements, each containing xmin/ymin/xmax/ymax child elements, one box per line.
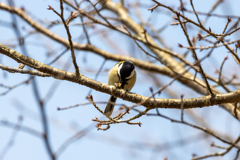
<box><xmin>1</xmin><ymin>0</ymin><xmax>240</xmax><ymax>160</ymax></box>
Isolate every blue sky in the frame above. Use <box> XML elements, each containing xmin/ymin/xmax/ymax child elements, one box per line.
<box><xmin>1</xmin><ymin>0</ymin><xmax>240</xmax><ymax>160</ymax></box>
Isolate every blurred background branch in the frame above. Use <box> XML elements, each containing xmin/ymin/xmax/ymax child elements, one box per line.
<box><xmin>1</xmin><ymin>0</ymin><xmax>240</xmax><ymax>160</ymax></box>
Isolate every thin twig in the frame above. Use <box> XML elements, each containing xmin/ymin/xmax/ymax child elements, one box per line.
<box><xmin>176</xmin><ymin>12</ymin><xmax>214</xmax><ymax>96</ymax></box>
<box><xmin>180</xmin><ymin>94</ymin><xmax>184</xmax><ymax>121</ymax></box>
<box><xmin>222</xmin><ymin>17</ymin><xmax>232</xmax><ymax>34</ymax></box>
<box><xmin>218</xmin><ymin>56</ymin><xmax>228</xmax><ymax>84</ymax></box>
<box><xmin>47</xmin><ymin>48</ymin><xmax>69</xmax><ymax>65</ymax></box>
<box><xmin>234</xmin><ymin>149</ymin><xmax>240</xmax><ymax>160</ymax></box>
<box><xmin>87</xmin><ymin>59</ymin><xmax>106</xmax><ymax>95</ymax></box>
<box><xmin>50</xmin><ymin>1</ymin><xmax>80</xmax><ymax>79</ymax></box>
<box><xmin>0</xmin><ymin>75</ymin><xmax>33</xmax><ymax>96</ymax></box>
<box><xmin>0</xmin><ymin>64</ymin><xmax>50</xmax><ymax>78</ymax></box>
<box><xmin>0</xmin><ymin>116</ymin><xmax>23</xmax><ymax>160</ymax></box>
<box><xmin>80</xmin><ymin>16</ymin><xmax>91</xmax><ymax>44</ymax></box>
<box><xmin>192</xmin><ymin>134</ymin><xmax>240</xmax><ymax>160</ymax></box>
<box><xmin>146</xmin><ymin>112</ymin><xmax>240</xmax><ymax>150</ymax></box>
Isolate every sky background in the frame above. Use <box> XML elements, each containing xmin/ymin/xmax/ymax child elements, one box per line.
<box><xmin>1</xmin><ymin>0</ymin><xmax>240</xmax><ymax>160</ymax></box>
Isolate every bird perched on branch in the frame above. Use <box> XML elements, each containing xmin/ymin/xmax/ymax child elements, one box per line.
<box><xmin>104</xmin><ymin>61</ymin><xmax>136</xmax><ymax>116</ymax></box>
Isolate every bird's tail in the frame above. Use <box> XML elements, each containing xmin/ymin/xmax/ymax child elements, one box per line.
<box><xmin>104</xmin><ymin>96</ymin><xmax>117</xmax><ymax>116</ymax></box>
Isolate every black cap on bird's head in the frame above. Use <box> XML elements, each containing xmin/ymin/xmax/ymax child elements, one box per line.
<box><xmin>118</xmin><ymin>61</ymin><xmax>135</xmax><ymax>81</ymax></box>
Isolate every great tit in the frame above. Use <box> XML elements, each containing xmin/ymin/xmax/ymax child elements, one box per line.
<box><xmin>104</xmin><ymin>61</ymin><xmax>136</xmax><ymax>116</ymax></box>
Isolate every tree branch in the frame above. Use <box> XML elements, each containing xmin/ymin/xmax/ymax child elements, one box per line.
<box><xmin>1</xmin><ymin>43</ymin><xmax>240</xmax><ymax>118</ymax></box>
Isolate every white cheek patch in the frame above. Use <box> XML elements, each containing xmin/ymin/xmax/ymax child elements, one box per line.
<box><xmin>125</xmin><ymin>69</ymin><xmax>135</xmax><ymax>80</ymax></box>
<box><xmin>117</xmin><ymin>63</ymin><xmax>123</xmax><ymax>78</ymax></box>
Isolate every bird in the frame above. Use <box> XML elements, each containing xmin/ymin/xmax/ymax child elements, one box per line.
<box><xmin>104</xmin><ymin>61</ymin><xmax>136</xmax><ymax>117</ymax></box>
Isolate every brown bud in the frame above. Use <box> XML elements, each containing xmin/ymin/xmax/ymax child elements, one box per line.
<box><xmin>170</xmin><ymin>22</ymin><xmax>177</xmax><ymax>25</ymax></box>
<box><xmin>173</xmin><ymin>17</ymin><xmax>178</xmax><ymax>20</ymax></box>
<box><xmin>138</xmin><ymin>122</ymin><xmax>142</xmax><ymax>127</ymax></box>
<box><xmin>197</xmin><ymin>33</ymin><xmax>202</xmax><ymax>41</ymax></box>
<box><xmin>47</xmin><ymin>5</ymin><xmax>53</xmax><ymax>10</ymax></box>
<box><xmin>18</xmin><ymin>63</ymin><xmax>25</xmax><ymax>69</ymax></box>
<box><xmin>149</xmin><ymin>87</ymin><xmax>153</xmax><ymax>93</ymax></box>
<box><xmin>228</xmin><ymin>17</ymin><xmax>232</xmax><ymax>22</ymax></box>
<box><xmin>192</xmin><ymin>37</ymin><xmax>196</xmax><ymax>43</ymax></box>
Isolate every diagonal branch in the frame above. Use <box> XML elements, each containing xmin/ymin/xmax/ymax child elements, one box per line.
<box><xmin>1</xmin><ymin>43</ymin><xmax>240</xmax><ymax>118</ymax></box>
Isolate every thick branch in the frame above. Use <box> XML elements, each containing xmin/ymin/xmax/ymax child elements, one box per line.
<box><xmin>0</xmin><ymin>2</ymin><xmax>239</xmax><ymax>120</ymax></box>
<box><xmin>1</xmin><ymin>44</ymin><xmax>240</xmax><ymax>117</ymax></box>
<box><xmin>0</xmin><ymin>2</ymin><xmax>211</xmax><ymax>95</ymax></box>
